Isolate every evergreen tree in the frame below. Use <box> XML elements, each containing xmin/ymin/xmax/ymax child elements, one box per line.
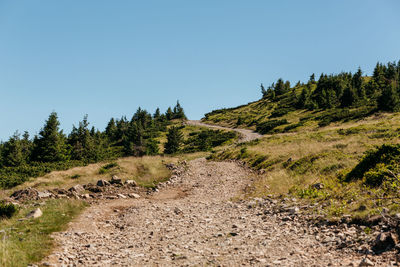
<box><xmin>309</xmin><ymin>73</ymin><xmax>315</xmax><ymax>83</ymax></box>
<box><xmin>166</xmin><ymin>107</ymin><xmax>173</xmax><ymax>120</ymax></box>
<box><xmin>164</xmin><ymin>126</ymin><xmax>183</xmax><ymax>154</ymax></box>
<box><xmin>274</xmin><ymin>78</ymin><xmax>286</xmax><ymax>95</ymax></box>
<box><xmin>378</xmin><ymin>83</ymin><xmax>399</xmax><ymax>111</ymax></box>
<box><xmin>145</xmin><ymin>138</ymin><xmax>159</xmax><ymax>155</ymax></box>
<box><xmin>172</xmin><ymin>101</ymin><xmax>186</xmax><ymax>119</ymax></box>
<box><xmin>153</xmin><ymin>108</ymin><xmax>161</xmax><ymax>120</ymax></box>
<box><xmin>32</xmin><ymin>112</ymin><xmax>69</xmax><ymax>162</ymax></box>
<box><xmin>340</xmin><ymin>86</ymin><xmax>357</xmax><ymax>107</ymax></box>
<box><xmin>105</xmin><ymin>118</ymin><xmax>117</xmax><ymax>142</ymax></box>
<box><xmin>296</xmin><ymin>87</ymin><xmax>308</xmax><ymax>108</ymax></box>
<box><xmin>261</xmin><ymin>83</ymin><xmax>267</xmax><ymax>98</ymax></box>
<box><xmin>68</xmin><ymin>115</ymin><xmax>98</xmax><ymax>161</ymax></box>
<box><xmin>2</xmin><ymin>132</ymin><xmax>25</xmax><ymax>167</ymax></box>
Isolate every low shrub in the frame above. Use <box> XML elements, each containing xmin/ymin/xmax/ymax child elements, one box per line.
<box><xmin>0</xmin><ymin>201</ymin><xmax>18</xmax><ymax>219</ymax></box>
<box><xmin>256</xmin><ymin>119</ymin><xmax>288</xmax><ymax>134</ymax></box>
<box><xmin>345</xmin><ymin>144</ymin><xmax>400</xmax><ymax>187</ymax></box>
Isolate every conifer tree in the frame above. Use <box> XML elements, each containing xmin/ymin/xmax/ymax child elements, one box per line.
<box><xmin>164</xmin><ymin>126</ymin><xmax>183</xmax><ymax>154</ymax></box>
<box><xmin>378</xmin><ymin>83</ymin><xmax>399</xmax><ymax>111</ymax></box>
<box><xmin>2</xmin><ymin>132</ymin><xmax>25</xmax><ymax>167</ymax></box>
<box><xmin>261</xmin><ymin>83</ymin><xmax>267</xmax><ymax>98</ymax></box>
<box><xmin>166</xmin><ymin>107</ymin><xmax>173</xmax><ymax>120</ymax></box>
<box><xmin>172</xmin><ymin>101</ymin><xmax>186</xmax><ymax>119</ymax></box>
<box><xmin>153</xmin><ymin>108</ymin><xmax>161</xmax><ymax>120</ymax></box>
<box><xmin>32</xmin><ymin>112</ymin><xmax>69</xmax><ymax>162</ymax></box>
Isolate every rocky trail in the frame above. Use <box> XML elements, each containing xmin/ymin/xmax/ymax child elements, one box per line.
<box><xmin>186</xmin><ymin>120</ymin><xmax>262</xmax><ymax>143</ymax></box>
<box><xmin>38</xmin><ymin>123</ymin><xmax>398</xmax><ymax>266</ymax></box>
<box><xmin>39</xmin><ymin>158</ymin><xmax>395</xmax><ymax>267</ymax></box>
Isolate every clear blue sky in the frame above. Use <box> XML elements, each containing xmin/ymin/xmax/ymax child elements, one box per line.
<box><xmin>0</xmin><ymin>1</ymin><xmax>399</xmax><ymax>140</ymax></box>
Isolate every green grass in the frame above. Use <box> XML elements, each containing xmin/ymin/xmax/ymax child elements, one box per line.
<box><xmin>208</xmin><ymin>112</ymin><xmax>400</xmax><ymax>220</ymax></box>
<box><xmin>0</xmin><ymin>199</ymin><xmax>88</xmax><ymax>267</ymax></box>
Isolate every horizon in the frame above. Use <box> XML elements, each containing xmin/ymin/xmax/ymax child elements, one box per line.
<box><xmin>1</xmin><ymin>1</ymin><xmax>400</xmax><ymax>140</ymax></box>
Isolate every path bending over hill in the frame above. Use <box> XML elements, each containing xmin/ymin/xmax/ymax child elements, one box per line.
<box><xmin>186</xmin><ymin>120</ymin><xmax>262</xmax><ymax>142</ymax></box>
<box><xmin>41</xmin><ymin>157</ymin><xmax>381</xmax><ymax>266</ymax></box>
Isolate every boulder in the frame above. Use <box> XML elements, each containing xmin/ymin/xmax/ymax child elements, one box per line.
<box><xmin>97</xmin><ymin>180</ymin><xmax>111</xmax><ymax>187</ymax></box>
<box><xmin>128</xmin><ymin>193</ymin><xmax>140</xmax><ymax>199</ymax></box>
<box><xmin>372</xmin><ymin>232</ymin><xmax>397</xmax><ymax>253</ymax></box>
<box><xmin>125</xmin><ymin>180</ymin><xmax>137</xmax><ymax>187</ymax></box>
<box><xmin>69</xmin><ymin>184</ymin><xmax>85</xmax><ymax>194</ymax></box>
<box><xmin>117</xmin><ymin>193</ymin><xmax>127</xmax><ymax>199</ymax></box>
<box><xmin>10</xmin><ymin>188</ymin><xmax>39</xmax><ymax>201</ymax></box>
<box><xmin>26</xmin><ymin>208</ymin><xmax>43</xmax><ymax>219</ymax></box>
<box><xmin>359</xmin><ymin>257</ymin><xmax>374</xmax><ymax>266</ymax></box>
<box><xmin>84</xmin><ymin>183</ymin><xmax>103</xmax><ymax>193</ymax></box>
<box><xmin>110</xmin><ymin>175</ymin><xmax>122</xmax><ymax>185</ymax></box>
<box><xmin>38</xmin><ymin>191</ymin><xmax>53</xmax><ymax>199</ymax></box>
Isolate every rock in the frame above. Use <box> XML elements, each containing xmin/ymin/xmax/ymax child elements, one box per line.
<box><xmin>110</xmin><ymin>175</ymin><xmax>122</xmax><ymax>185</ymax></box>
<box><xmin>312</xmin><ymin>183</ymin><xmax>324</xmax><ymax>190</ymax></box>
<box><xmin>174</xmin><ymin>207</ymin><xmax>183</xmax><ymax>215</ymax></box>
<box><xmin>117</xmin><ymin>193</ymin><xmax>127</xmax><ymax>199</ymax></box>
<box><xmin>10</xmin><ymin>187</ymin><xmax>39</xmax><ymax>201</ymax></box>
<box><xmin>97</xmin><ymin>180</ymin><xmax>111</xmax><ymax>187</ymax></box>
<box><xmin>128</xmin><ymin>193</ymin><xmax>140</xmax><ymax>199</ymax></box>
<box><xmin>359</xmin><ymin>257</ymin><xmax>374</xmax><ymax>266</ymax></box>
<box><xmin>38</xmin><ymin>191</ymin><xmax>53</xmax><ymax>199</ymax></box>
<box><xmin>288</xmin><ymin>207</ymin><xmax>300</xmax><ymax>215</ymax></box>
<box><xmin>165</xmin><ymin>163</ymin><xmax>177</xmax><ymax>170</ymax></box>
<box><xmin>106</xmin><ymin>195</ymin><xmax>118</xmax><ymax>199</ymax></box>
<box><xmin>85</xmin><ymin>184</ymin><xmax>103</xmax><ymax>193</ymax></box>
<box><xmin>372</xmin><ymin>232</ymin><xmax>396</xmax><ymax>253</ymax></box>
<box><xmin>82</xmin><ymin>194</ymin><xmax>91</xmax><ymax>199</ymax></box>
<box><xmin>125</xmin><ymin>180</ymin><xmax>137</xmax><ymax>187</ymax></box>
<box><xmin>69</xmin><ymin>184</ymin><xmax>85</xmax><ymax>194</ymax></box>
<box><xmin>26</xmin><ymin>208</ymin><xmax>43</xmax><ymax>219</ymax></box>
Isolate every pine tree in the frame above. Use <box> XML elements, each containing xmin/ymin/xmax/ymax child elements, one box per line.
<box><xmin>166</xmin><ymin>107</ymin><xmax>173</xmax><ymax>120</ymax></box>
<box><xmin>105</xmin><ymin>118</ymin><xmax>117</xmax><ymax>142</ymax></box>
<box><xmin>378</xmin><ymin>83</ymin><xmax>399</xmax><ymax>111</ymax></box>
<box><xmin>296</xmin><ymin>88</ymin><xmax>308</xmax><ymax>108</ymax></box>
<box><xmin>32</xmin><ymin>112</ymin><xmax>69</xmax><ymax>162</ymax></box>
<box><xmin>153</xmin><ymin>108</ymin><xmax>161</xmax><ymax>120</ymax></box>
<box><xmin>68</xmin><ymin>115</ymin><xmax>97</xmax><ymax>161</ymax></box>
<box><xmin>261</xmin><ymin>83</ymin><xmax>267</xmax><ymax>98</ymax></box>
<box><xmin>164</xmin><ymin>126</ymin><xmax>183</xmax><ymax>154</ymax></box>
<box><xmin>172</xmin><ymin>101</ymin><xmax>186</xmax><ymax>119</ymax></box>
<box><xmin>340</xmin><ymin>86</ymin><xmax>356</xmax><ymax>107</ymax></box>
<box><xmin>2</xmin><ymin>132</ymin><xmax>25</xmax><ymax>167</ymax></box>
<box><xmin>309</xmin><ymin>73</ymin><xmax>315</xmax><ymax>83</ymax></box>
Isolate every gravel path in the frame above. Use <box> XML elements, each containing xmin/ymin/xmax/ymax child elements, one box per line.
<box><xmin>41</xmin><ymin>158</ymin><xmax>378</xmax><ymax>267</ymax></box>
<box><xmin>186</xmin><ymin>120</ymin><xmax>262</xmax><ymax>142</ymax></box>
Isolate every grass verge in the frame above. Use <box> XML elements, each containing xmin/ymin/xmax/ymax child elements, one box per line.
<box><xmin>0</xmin><ymin>199</ymin><xmax>88</xmax><ymax>267</ymax></box>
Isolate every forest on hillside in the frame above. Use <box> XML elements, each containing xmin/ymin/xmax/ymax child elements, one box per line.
<box><xmin>0</xmin><ymin>101</ymin><xmax>235</xmax><ymax>188</ymax></box>
<box><xmin>204</xmin><ymin>61</ymin><xmax>400</xmax><ymax>134</ymax></box>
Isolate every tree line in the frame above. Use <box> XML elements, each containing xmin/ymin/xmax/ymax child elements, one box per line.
<box><xmin>261</xmin><ymin>60</ymin><xmax>400</xmax><ymax>112</ymax></box>
<box><xmin>0</xmin><ymin>101</ymin><xmax>186</xmax><ymax>168</ymax></box>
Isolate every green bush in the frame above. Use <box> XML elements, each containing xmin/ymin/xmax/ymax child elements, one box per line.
<box><xmin>0</xmin><ymin>161</ymin><xmax>84</xmax><ymax>189</ymax></box>
<box><xmin>345</xmin><ymin>144</ymin><xmax>400</xmax><ymax>187</ymax></box>
<box><xmin>99</xmin><ymin>162</ymin><xmax>119</xmax><ymax>174</ymax></box>
<box><xmin>183</xmin><ymin>129</ymin><xmax>236</xmax><ymax>153</ymax></box>
<box><xmin>256</xmin><ymin>119</ymin><xmax>288</xmax><ymax>134</ymax></box>
<box><xmin>0</xmin><ymin>201</ymin><xmax>18</xmax><ymax>219</ymax></box>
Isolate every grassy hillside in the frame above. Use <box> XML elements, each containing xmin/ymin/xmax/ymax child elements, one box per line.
<box><xmin>209</xmin><ymin>111</ymin><xmax>400</xmax><ymax>220</ymax></box>
<box><xmin>203</xmin><ymin>61</ymin><xmax>400</xmax><ymax>220</ymax></box>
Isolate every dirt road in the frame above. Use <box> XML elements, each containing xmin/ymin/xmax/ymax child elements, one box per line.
<box><xmin>42</xmin><ymin>157</ymin><xmax>379</xmax><ymax>266</ymax></box>
<box><xmin>186</xmin><ymin>120</ymin><xmax>262</xmax><ymax>142</ymax></box>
